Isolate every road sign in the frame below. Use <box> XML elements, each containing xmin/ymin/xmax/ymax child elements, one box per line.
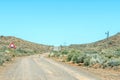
<box><xmin>9</xmin><ymin>42</ymin><xmax>16</xmax><ymax>49</ymax></box>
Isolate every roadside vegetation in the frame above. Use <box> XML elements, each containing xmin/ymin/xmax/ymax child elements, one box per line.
<box><xmin>0</xmin><ymin>36</ymin><xmax>51</xmax><ymax>65</ymax></box>
<box><xmin>49</xmin><ymin>33</ymin><xmax>120</xmax><ymax>70</ymax></box>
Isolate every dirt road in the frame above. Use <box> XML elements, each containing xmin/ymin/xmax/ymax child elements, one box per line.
<box><xmin>0</xmin><ymin>54</ymin><xmax>100</xmax><ymax>80</ymax></box>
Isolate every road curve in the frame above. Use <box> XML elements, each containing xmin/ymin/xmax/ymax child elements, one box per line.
<box><xmin>0</xmin><ymin>54</ymin><xmax>101</xmax><ymax>80</ymax></box>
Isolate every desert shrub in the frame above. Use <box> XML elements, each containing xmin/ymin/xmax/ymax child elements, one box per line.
<box><xmin>104</xmin><ymin>50</ymin><xmax>120</xmax><ymax>59</ymax></box>
<box><xmin>71</xmin><ymin>52</ymin><xmax>80</xmax><ymax>63</ymax></box>
<box><xmin>49</xmin><ymin>51</ymin><xmax>60</xmax><ymax>57</ymax></box>
<box><xmin>0</xmin><ymin>52</ymin><xmax>12</xmax><ymax>65</ymax></box>
<box><xmin>84</xmin><ymin>57</ymin><xmax>91</xmax><ymax>66</ymax></box>
<box><xmin>15</xmin><ymin>53</ymin><xmax>24</xmax><ymax>56</ymax></box>
<box><xmin>61</xmin><ymin>50</ymin><xmax>68</xmax><ymax>55</ymax></box>
<box><xmin>0</xmin><ymin>58</ymin><xmax>4</xmax><ymax>65</ymax></box>
<box><xmin>54</xmin><ymin>52</ymin><xmax>60</xmax><ymax>57</ymax></box>
<box><xmin>49</xmin><ymin>52</ymin><xmax>55</xmax><ymax>57</ymax></box>
<box><xmin>102</xmin><ymin>49</ymin><xmax>117</xmax><ymax>58</ymax></box>
<box><xmin>114</xmin><ymin>49</ymin><xmax>120</xmax><ymax>57</ymax></box>
<box><xmin>34</xmin><ymin>50</ymin><xmax>38</xmax><ymax>53</ymax></box>
<box><xmin>15</xmin><ymin>48</ymin><xmax>25</xmax><ymax>53</ymax></box>
<box><xmin>77</xmin><ymin>53</ymin><xmax>107</xmax><ymax>67</ymax></box>
<box><xmin>67</xmin><ymin>50</ymin><xmax>95</xmax><ymax>61</ymax></box>
<box><xmin>89</xmin><ymin>54</ymin><xmax>105</xmax><ymax>66</ymax></box>
<box><xmin>67</xmin><ymin>51</ymin><xmax>105</xmax><ymax>66</ymax></box>
<box><xmin>0</xmin><ymin>46</ymin><xmax>7</xmax><ymax>52</ymax></box>
<box><xmin>67</xmin><ymin>52</ymin><xmax>74</xmax><ymax>61</ymax></box>
<box><xmin>84</xmin><ymin>50</ymin><xmax>98</xmax><ymax>54</ymax></box>
<box><xmin>0</xmin><ymin>52</ymin><xmax>5</xmax><ymax>65</ymax></box>
<box><xmin>76</xmin><ymin>53</ymin><xmax>86</xmax><ymax>63</ymax></box>
<box><xmin>4</xmin><ymin>55</ymin><xmax>12</xmax><ymax>61</ymax></box>
<box><xmin>107</xmin><ymin>59</ymin><xmax>120</xmax><ymax>67</ymax></box>
<box><xmin>14</xmin><ymin>48</ymin><xmax>36</xmax><ymax>56</ymax></box>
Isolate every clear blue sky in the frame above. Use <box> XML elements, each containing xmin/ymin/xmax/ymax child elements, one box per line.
<box><xmin>0</xmin><ymin>0</ymin><xmax>120</xmax><ymax>46</ymax></box>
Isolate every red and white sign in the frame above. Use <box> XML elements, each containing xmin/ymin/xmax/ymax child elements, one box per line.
<box><xmin>9</xmin><ymin>42</ymin><xmax>16</xmax><ymax>49</ymax></box>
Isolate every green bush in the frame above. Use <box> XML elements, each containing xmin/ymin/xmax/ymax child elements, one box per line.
<box><xmin>0</xmin><ymin>52</ymin><xmax>11</xmax><ymax>65</ymax></box>
<box><xmin>49</xmin><ymin>52</ymin><xmax>55</xmax><ymax>57</ymax></box>
<box><xmin>0</xmin><ymin>59</ymin><xmax>4</xmax><ymax>65</ymax></box>
<box><xmin>61</xmin><ymin>50</ymin><xmax>68</xmax><ymax>55</ymax></box>
<box><xmin>84</xmin><ymin>57</ymin><xmax>90</xmax><ymax>66</ymax></box>
<box><xmin>71</xmin><ymin>52</ymin><xmax>80</xmax><ymax>63</ymax></box>
<box><xmin>76</xmin><ymin>53</ymin><xmax>86</xmax><ymax>63</ymax></box>
<box><xmin>0</xmin><ymin>52</ymin><xmax>5</xmax><ymax>65</ymax></box>
<box><xmin>16</xmin><ymin>48</ymin><xmax>27</xmax><ymax>54</ymax></box>
<box><xmin>67</xmin><ymin>52</ymin><xmax>74</xmax><ymax>61</ymax></box>
<box><xmin>4</xmin><ymin>55</ymin><xmax>12</xmax><ymax>61</ymax></box>
<box><xmin>107</xmin><ymin>59</ymin><xmax>120</xmax><ymax>67</ymax></box>
<box><xmin>49</xmin><ymin>51</ymin><xmax>61</xmax><ymax>57</ymax></box>
<box><xmin>114</xmin><ymin>50</ymin><xmax>120</xmax><ymax>57</ymax></box>
<box><xmin>67</xmin><ymin>51</ymin><xmax>93</xmax><ymax>65</ymax></box>
<box><xmin>89</xmin><ymin>54</ymin><xmax>105</xmax><ymax>66</ymax></box>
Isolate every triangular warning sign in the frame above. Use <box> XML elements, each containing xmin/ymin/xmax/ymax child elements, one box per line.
<box><xmin>9</xmin><ymin>42</ymin><xmax>16</xmax><ymax>49</ymax></box>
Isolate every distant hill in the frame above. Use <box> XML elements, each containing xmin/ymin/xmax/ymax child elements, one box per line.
<box><xmin>0</xmin><ymin>36</ymin><xmax>51</xmax><ymax>54</ymax></box>
<box><xmin>0</xmin><ymin>36</ymin><xmax>52</xmax><ymax>65</ymax></box>
<box><xmin>0</xmin><ymin>36</ymin><xmax>51</xmax><ymax>65</ymax></box>
<box><xmin>69</xmin><ymin>32</ymin><xmax>120</xmax><ymax>52</ymax></box>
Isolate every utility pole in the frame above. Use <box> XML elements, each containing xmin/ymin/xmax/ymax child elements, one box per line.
<box><xmin>105</xmin><ymin>31</ymin><xmax>109</xmax><ymax>40</ymax></box>
<box><xmin>105</xmin><ymin>31</ymin><xmax>110</xmax><ymax>48</ymax></box>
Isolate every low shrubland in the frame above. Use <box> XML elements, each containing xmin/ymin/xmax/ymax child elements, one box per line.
<box><xmin>49</xmin><ymin>33</ymin><xmax>120</xmax><ymax>70</ymax></box>
<box><xmin>49</xmin><ymin>48</ymin><xmax>120</xmax><ymax>69</ymax></box>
